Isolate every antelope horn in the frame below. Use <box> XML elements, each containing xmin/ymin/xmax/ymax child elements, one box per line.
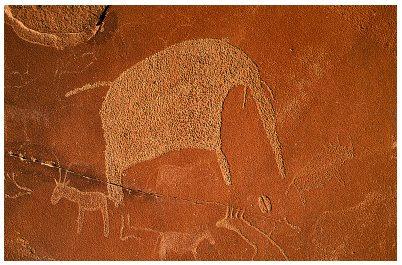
<box><xmin>235</xmin><ymin>208</ymin><xmax>243</xmax><ymax>218</ymax></box>
<box><xmin>234</xmin><ymin>208</ymin><xmax>239</xmax><ymax>218</ymax></box>
<box><xmin>225</xmin><ymin>205</ymin><xmax>230</xmax><ymax>218</ymax></box>
<box><xmin>127</xmin><ymin>214</ymin><xmax>131</xmax><ymax>227</ymax></box>
<box><xmin>239</xmin><ymin>208</ymin><xmax>245</xmax><ymax>219</ymax></box>
<box><xmin>64</xmin><ymin>163</ymin><xmax>73</xmax><ymax>183</ymax></box>
<box><xmin>58</xmin><ymin>167</ymin><xmax>62</xmax><ymax>182</ymax></box>
<box><xmin>63</xmin><ymin>168</ymin><xmax>68</xmax><ymax>183</ymax></box>
<box><xmin>51</xmin><ymin>151</ymin><xmax>62</xmax><ymax>183</ymax></box>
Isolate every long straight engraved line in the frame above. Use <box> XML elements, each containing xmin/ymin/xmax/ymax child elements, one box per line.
<box><xmin>7</xmin><ymin>151</ymin><xmax>227</xmax><ymax>208</ymax></box>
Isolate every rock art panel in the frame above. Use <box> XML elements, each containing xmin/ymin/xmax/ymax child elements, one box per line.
<box><xmin>4</xmin><ymin>5</ymin><xmax>396</xmax><ymax>261</ymax></box>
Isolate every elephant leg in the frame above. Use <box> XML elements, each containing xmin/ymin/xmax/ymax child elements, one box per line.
<box><xmin>77</xmin><ymin>208</ymin><xmax>84</xmax><ymax>234</ymax></box>
<box><xmin>102</xmin><ymin>207</ymin><xmax>109</xmax><ymax>237</ymax></box>
<box><xmin>216</xmin><ymin>147</ymin><xmax>232</xmax><ymax>185</ymax></box>
<box><xmin>159</xmin><ymin>245</ymin><xmax>167</xmax><ymax>260</ymax></box>
<box><xmin>105</xmin><ymin>162</ymin><xmax>124</xmax><ymax>206</ymax></box>
<box><xmin>192</xmin><ymin>249</ymin><xmax>198</xmax><ymax>260</ymax></box>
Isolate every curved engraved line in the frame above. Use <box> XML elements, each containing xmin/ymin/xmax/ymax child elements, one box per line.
<box><xmin>4</xmin><ymin>6</ymin><xmax>100</xmax><ymax>50</ymax></box>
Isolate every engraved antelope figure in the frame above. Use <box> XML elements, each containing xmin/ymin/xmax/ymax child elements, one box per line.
<box><xmin>50</xmin><ymin>168</ymin><xmax>110</xmax><ymax>237</ymax></box>
<box><xmin>65</xmin><ymin>38</ymin><xmax>286</xmax><ymax>206</ymax></box>
<box><xmin>216</xmin><ymin>206</ymin><xmax>288</xmax><ymax>260</ymax></box>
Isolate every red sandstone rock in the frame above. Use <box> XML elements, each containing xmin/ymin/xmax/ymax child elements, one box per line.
<box><xmin>4</xmin><ymin>5</ymin><xmax>396</xmax><ymax>260</ymax></box>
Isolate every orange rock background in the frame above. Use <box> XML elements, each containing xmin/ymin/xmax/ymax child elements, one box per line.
<box><xmin>4</xmin><ymin>6</ymin><xmax>396</xmax><ymax>260</ymax></box>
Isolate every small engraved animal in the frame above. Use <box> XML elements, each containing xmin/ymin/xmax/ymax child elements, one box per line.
<box><xmin>157</xmin><ymin>230</ymin><xmax>216</xmax><ymax>260</ymax></box>
<box><xmin>5</xmin><ymin>172</ymin><xmax>32</xmax><ymax>199</ymax></box>
<box><xmin>65</xmin><ymin>38</ymin><xmax>286</xmax><ymax>205</ymax></box>
<box><xmin>152</xmin><ymin>159</ymin><xmax>212</xmax><ymax>192</ymax></box>
<box><xmin>216</xmin><ymin>206</ymin><xmax>288</xmax><ymax>260</ymax></box>
<box><xmin>50</xmin><ymin>168</ymin><xmax>110</xmax><ymax>237</ymax></box>
<box><xmin>120</xmin><ymin>213</ymin><xmax>215</xmax><ymax>260</ymax></box>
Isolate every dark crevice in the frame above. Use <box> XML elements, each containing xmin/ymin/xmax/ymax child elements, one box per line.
<box><xmin>96</xmin><ymin>5</ymin><xmax>110</xmax><ymax>26</ymax></box>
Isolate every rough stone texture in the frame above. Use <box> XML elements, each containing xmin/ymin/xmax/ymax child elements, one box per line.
<box><xmin>5</xmin><ymin>5</ymin><xmax>106</xmax><ymax>50</ymax></box>
<box><xmin>4</xmin><ymin>6</ymin><xmax>396</xmax><ymax>260</ymax></box>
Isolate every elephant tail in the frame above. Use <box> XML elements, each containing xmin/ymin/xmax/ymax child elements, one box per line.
<box><xmin>251</xmin><ymin>79</ymin><xmax>286</xmax><ymax>179</ymax></box>
<box><xmin>65</xmin><ymin>81</ymin><xmax>113</xmax><ymax>97</ymax></box>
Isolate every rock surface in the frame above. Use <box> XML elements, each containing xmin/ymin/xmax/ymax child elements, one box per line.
<box><xmin>5</xmin><ymin>5</ymin><xmax>106</xmax><ymax>49</ymax></box>
<box><xmin>4</xmin><ymin>5</ymin><xmax>396</xmax><ymax>260</ymax></box>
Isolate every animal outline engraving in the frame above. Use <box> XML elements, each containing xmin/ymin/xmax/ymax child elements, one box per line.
<box><xmin>5</xmin><ymin>172</ymin><xmax>33</xmax><ymax>199</ymax></box>
<box><xmin>50</xmin><ymin>167</ymin><xmax>110</xmax><ymax>237</ymax></box>
<box><xmin>120</xmin><ymin>213</ymin><xmax>215</xmax><ymax>260</ymax></box>
<box><xmin>66</xmin><ymin>38</ymin><xmax>286</xmax><ymax>205</ymax></box>
<box><xmin>157</xmin><ymin>229</ymin><xmax>216</xmax><ymax>260</ymax></box>
<box><xmin>149</xmin><ymin>158</ymin><xmax>213</xmax><ymax>193</ymax></box>
<box><xmin>216</xmin><ymin>206</ymin><xmax>288</xmax><ymax>260</ymax></box>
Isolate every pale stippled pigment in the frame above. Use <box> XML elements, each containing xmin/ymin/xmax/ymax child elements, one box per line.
<box><xmin>66</xmin><ymin>38</ymin><xmax>286</xmax><ymax>205</ymax></box>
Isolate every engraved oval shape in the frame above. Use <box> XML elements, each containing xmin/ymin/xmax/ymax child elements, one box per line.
<box><xmin>258</xmin><ymin>195</ymin><xmax>272</xmax><ymax>213</ymax></box>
